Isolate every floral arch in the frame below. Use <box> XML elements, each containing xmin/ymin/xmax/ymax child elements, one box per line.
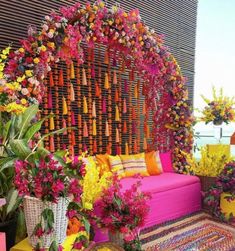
<box><xmin>0</xmin><ymin>1</ymin><xmax>193</xmax><ymax>172</ymax></box>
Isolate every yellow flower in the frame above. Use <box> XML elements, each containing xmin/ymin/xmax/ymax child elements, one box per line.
<box><xmin>33</xmin><ymin>58</ymin><xmax>40</xmax><ymax>64</ymax></box>
<box><xmin>40</xmin><ymin>45</ymin><xmax>47</xmax><ymax>52</ymax></box>
<box><xmin>4</xmin><ymin>102</ymin><xmax>26</xmax><ymax>114</ymax></box>
<box><xmin>84</xmin><ymin>202</ymin><xmax>93</xmax><ymax>210</ymax></box>
<box><xmin>1</xmin><ymin>54</ymin><xmax>7</xmax><ymax>60</ymax></box>
<box><xmin>17</xmin><ymin>75</ymin><xmax>26</xmax><ymax>83</ymax></box>
<box><xmin>19</xmin><ymin>47</ymin><xmax>25</xmax><ymax>53</ymax></box>
<box><xmin>49</xmin><ymin>28</ymin><xmax>55</xmax><ymax>34</ymax></box>
<box><xmin>47</xmin><ymin>42</ymin><xmax>55</xmax><ymax>49</ymax></box>
<box><xmin>21</xmin><ymin>99</ymin><xmax>27</xmax><ymax>105</ymax></box>
<box><xmin>99</xmin><ymin>1</ymin><xmax>105</xmax><ymax>8</ymax></box>
<box><xmin>25</xmin><ymin>70</ymin><xmax>33</xmax><ymax>77</ymax></box>
<box><xmin>2</xmin><ymin>47</ymin><xmax>10</xmax><ymax>55</ymax></box>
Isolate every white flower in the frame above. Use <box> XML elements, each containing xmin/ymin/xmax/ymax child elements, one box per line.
<box><xmin>55</xmin><ymin>23</ymin><xmax>61</xmax><ymax>28</ymax></box>
<box><xmin>21</xmin><ymin>88</ymin><xmax>29</xmax><ymax>95</ymax></box>
<box><xmin>47</xmin><ymin>32</ymin><xmax>54</xmax><ymax>38</ymax></box>
<box><xmin>45</xmin><ymin>15</ymin><xmax>51</xmax><ymax>21</ymax></box>
<box><xmin>42</xmin><ymin>24</ymin><xmax>49</xmax><ymax>31</ymax></box>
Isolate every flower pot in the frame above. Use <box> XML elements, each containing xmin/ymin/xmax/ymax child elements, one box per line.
<box><xmin>0</xmin><ymin>216</ymin><xmax>17</xmax><ymax>251</ymax></box>
<box><xmin>23</xmin><ymin>196</ymin><xmax>69</xmax><ymax>248</ymax></box>
<box><xmin>213</xmin><ymin>121</ymin><xmax>223</xmax><ymax>126</ymax></box>
<box><xmin>220</xmin><ymin>192</ymin><xmax>235</xmax><ymax>219</ymax></box>
<box><xmin>108</xmin><ymin>232</ymin><xmax>124</xmax><ymax>247</ymax></box>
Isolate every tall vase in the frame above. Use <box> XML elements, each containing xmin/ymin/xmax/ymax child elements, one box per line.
<box><xmin>23</xmin><ymin>196</ymin><xmax>69</xmax><ymax>248</ymax></box>
<box><xmin>109</xmin><ymin>231</ymin><xmax>124</xmax><ymax>247</ymax></box>
<box><xmin>213</xmin><ymin>122</ymin><xmax>223</xmax><ymax>143</ymax></box>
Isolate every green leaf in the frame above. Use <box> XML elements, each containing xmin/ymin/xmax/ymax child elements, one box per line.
<box><xmin>6</xmin><ymin>188</ymin><xmax>19</xmax><ymax>215</ymax></box>
<box><xmin>18</xmin><ymin>105</ymin><xmax>39</xmax><ymax>139</ymax></box>
<box><xmin>9</xmin><ymin>139</ymin><xmax>31</xmax><ymax>159</ymax></box>
<box><xmin>82</xmin><ymin>217</ymin><xmax>90</xmax><ymax>234</ymax></box>
<box><xmin>24</xmin><ymin>114</ymin><xmax>51</xmax><ymax>141</ymax></box>
<box><xmin>42</xmin><ymin>208</ymin><xmax>54</xmax><ymax>231</ymax></box>
<box><xmin>0</xmin><ymin>157</ymin><xmax>17</xmax><ymax>172</ymax></box>
<box><xmin>34</xmin><ymin>147</ymin><xmax>50</xmax><ymax>159</ymax></box>
<box><xmin>49</xmin><ymin>241</ymin><xmax>59</xmax><ymax>251</ymax></box>
<box><xmin>36</xmin><ymin>127</ymin><xmax>75</xmax><ymax>147</ymax></box>
<box><xmin>2</xmin><ymin>120</ymin><xmax>12</xmax><ymax>142</ymax></box>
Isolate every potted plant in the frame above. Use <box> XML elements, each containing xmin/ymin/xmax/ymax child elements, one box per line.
<box><xmin>94</xmin><ymin>175</ymin><xmax>151</xmax><ymax>251</ymax></box>
<box><xmin>183</xmin><ymin>146</ymin><xmax>232</xmax><ymax>192</ymax></box>
<box><xmin>0</xmin><ymin>104</ymin><xmax>68</xmax><ymax>250</ymax></box>
<box><xmin>204</xmin><ymin>161</ymin><xmax>235</xmax><ymax>222</ymax></box>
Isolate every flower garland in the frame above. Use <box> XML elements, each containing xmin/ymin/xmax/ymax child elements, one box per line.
<box><xmin>0</xmin><ymin>1</ymin><xmax>193</xmax><ymax>171</ymax></box>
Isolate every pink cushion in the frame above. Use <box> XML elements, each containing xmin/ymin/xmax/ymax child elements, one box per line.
<box><xmin>0</xmin><ymin>232</ymin><xmax>6</xmax><ymax>251</ymax></box>
<box><xmin>120</xmin><ymin>173</ymin><xmax>200</xmax><ymax>194</ymax></box>
<box><xmin>159</xmin><ymin>152</ymin><xmax>174</xmax><ymax>172</ymax></box>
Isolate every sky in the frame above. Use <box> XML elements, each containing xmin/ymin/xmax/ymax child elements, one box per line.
<box><xmin>194</xmin><ymin>0</ymin><xmax>235</xmax><ymax>110</ymax></box>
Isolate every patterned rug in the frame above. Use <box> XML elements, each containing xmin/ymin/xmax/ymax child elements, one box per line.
<box><xmin>140</xmin><ymin>212</ymin><xmax>235</xmax><ymax>251</ymax></box>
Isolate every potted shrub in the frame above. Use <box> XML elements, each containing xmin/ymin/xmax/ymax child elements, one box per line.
<box><xmin>0</xmin><ymin>104</ymin><xmax>67</xmax><ymax>249</ymax></box>
<box><xmin>204</xmin><ymin>161</ymin><xmax>235</xmax><ymax>222</ymax></box>
<box><xmin>184</xmin><ymin>146</ymin><xmax>232</xmax><ymax>192</ymax></box>
<box><xmin>95</xmin><ymin>175</ymin><xmax>151</xmax><ymax>251</ymax></box>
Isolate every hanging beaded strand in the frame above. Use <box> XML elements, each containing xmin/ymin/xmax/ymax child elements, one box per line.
<box><xmin>97</xmin><ymin>45</ymin><xmax>103</xmax><ymax>153</ymax></box>
<box><xmin>66</xmin><ymin>63</ymin><xmax>73</xmax><ymax>155</ymax></box>
<box><xmin>137</xmin><ymin>78</ymin><xmax>141</xmax><ymax>153</ymax></box>
<box><xmin>128</xmin><ymin>63</ymin><xmax>133</xmax><ymax>154</ymax></box>
<box><xmin>105</xmin><ymin>48</ymin><xmax>112</xmax><ymax>154</ymax></box>
<box><xmin>87</xmin><ymin>47</ymin><xmax>93</xmax><ymax>155</ymax></box>
<box><xmin>43</xmin><ymin>78</ymin><xmax>49</xmax><ymax>150</ymax></box>
<box><xmin>76</xmin><ymin>62</ymin><xmax>82</xmax><ymax>154</ymax></box>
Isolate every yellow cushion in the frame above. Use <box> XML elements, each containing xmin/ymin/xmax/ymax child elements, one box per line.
<box><xmin>96</xmin><ymin>154</ymin><xmax>110</xmax><ymax>174</ymax></box>
<box><xmin>120</xmin><ymin>153</ymin><xmax>149</xmax><ymax>177</ymax></box>
<box><xmin>108</xmin><ymin>155</ymin><xmax>125</xmax><ymax>177</ymax></box>
<box><xmin>145</xmin><ymin>151</ymin><xmax>163</xmax><ymax>175</ymax></box>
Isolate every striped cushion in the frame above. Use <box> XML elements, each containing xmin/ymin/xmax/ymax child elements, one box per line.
<box><xmin>120</xmin><ymin>153</ymin><xmax>149</xmax><ymax>177</ymax></box>
<box><xmin>108</xmin><ymin>155</ymin><xmax>125</xmax><ymax>178</ymax></box>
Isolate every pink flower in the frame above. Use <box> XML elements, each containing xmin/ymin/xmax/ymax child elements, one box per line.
<box><xmin>124</xmin><ymin>232</ymin><xmax>135</xmax><ymax>242</ymax></box>
<box><xmin>120</xmin><ymin>227</ymin><xmax>129</xmax><ymax>234</ymax></box>
<box><xmin>35</xmin><ymin>226</ymin><xmax>44</xmax><ymax>238</ymax></box>
<box><xmin>73</xmin><ymin>241</ymin><xmax>83</xmax><ymax>249</ymax></box>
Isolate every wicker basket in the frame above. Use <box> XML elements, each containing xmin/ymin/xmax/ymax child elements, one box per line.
<box><xmin>197</xmin><ymin>175</ymin><xmax>217</xmax><ymax>192</ymax></box>
<box><xmin>108</xmin><ymin>232</ymin><xmax>124</xmax><ymax>247</ymax></box>
<box><xmin>23</xmin><ymin>196</ymin><xmax>69</xmax><ymax>248</ymax></box>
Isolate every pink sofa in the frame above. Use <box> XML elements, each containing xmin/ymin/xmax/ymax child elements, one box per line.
<box><xmin>94</xmin><ymin>172</ymin><xmax>201</xmax><ymax>242</ymax></box>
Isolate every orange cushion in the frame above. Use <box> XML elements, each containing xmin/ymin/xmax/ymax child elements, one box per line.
<box><xmin>96</xmin><ymin>154</ymin><xmax>110</xmax><ymax>174</ymax></box>
<box><xmin>145</xmin><ymin>151</ymin><xmax>163</xmax><ymax>175</ymax></box>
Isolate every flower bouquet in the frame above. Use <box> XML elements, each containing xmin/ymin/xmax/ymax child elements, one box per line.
<box><xmin>95</xmin><ymin>175</ymin><xmax>151</xmax><ymax>251</ymax></box>
<box><xmin>199</xmin><ymin>87</ymin><xmax>235</xmax><ymax>125</ymax></box>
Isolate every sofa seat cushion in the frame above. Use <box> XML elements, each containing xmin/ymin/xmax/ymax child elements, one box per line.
<box><xmin>120</xmin><ymin>173</ymin><xmax>200</xmax><ymax>194</ymax></box>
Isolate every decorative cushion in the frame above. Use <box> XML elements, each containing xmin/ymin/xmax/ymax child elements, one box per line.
<box><xmin>120</xmin><ymin>153</ymin><xmax>149</xmax><ymax>177</ymax></box>
<box><xmin>108</xmin><ymin>155</ymin><xmax>125</xmax><ymax>177</ymax></box>
<box><xmin>145</xmin><ymin>151</ymin><xmax>163</xmax><ymax>175</ymax></box>
<box><xmin>159</xmin><ymin>152</ymin><xmax>174</xmax><ymax>172</ymax></box>
<box><xmin>96</xmin><ymin>154</ymin><xmax>110</xmax><ymax>174</ymax></box>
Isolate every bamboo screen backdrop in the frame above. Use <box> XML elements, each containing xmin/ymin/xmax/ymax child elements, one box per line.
<box><xmin>0</xmin><ymin>0</ymin><xmax>198</xmax><ymax>155</ymax></box>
